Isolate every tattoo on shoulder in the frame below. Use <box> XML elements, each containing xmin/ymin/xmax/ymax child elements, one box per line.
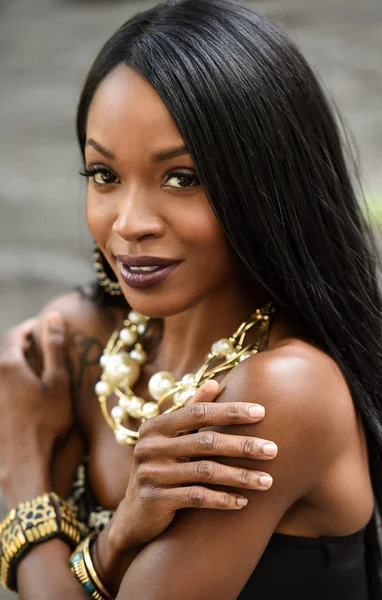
<box><xmin>67</xmin><ymin>330</ymin><xmax>104</xmax><ymax>400</ymax></box>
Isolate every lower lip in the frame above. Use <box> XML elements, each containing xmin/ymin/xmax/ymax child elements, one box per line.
<box><xmin>118</xmin><ymin>262</ymin><xmax>181</xmax><ymax>290</ymax></box>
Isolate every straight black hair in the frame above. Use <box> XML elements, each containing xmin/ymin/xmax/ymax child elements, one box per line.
<box><xmin>77</xmin><ymin>0</ymin><xmax>382</xmax><ymax>594</ymax></box>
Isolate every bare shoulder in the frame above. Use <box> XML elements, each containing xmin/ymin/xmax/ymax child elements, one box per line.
<box><xmin>229</xmin><ymin>338</ymin><xmax>354</xmax><ymax>425</ymax></box>
<box><xmin>35</xmin><ymin>288</ymin><xmax>123</xmax><ymax>338</ymax></box>
<box><xmin>219</xmin><ymin>339</ymin><xmax>357</xmax><ymax>489</ymax></box>
<box><xmin>30</xmin><ymin>289</ymin><xmax>125</xmax><ymax>403</ymax></box>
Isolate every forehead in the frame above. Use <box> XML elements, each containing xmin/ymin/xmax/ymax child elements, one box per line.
<box><xmin>86</xmin><ymin>64</ymin><xmax>184</xmax><ymax>153</ymax></box>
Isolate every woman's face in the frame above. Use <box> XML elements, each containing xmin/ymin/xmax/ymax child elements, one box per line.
<box><xmin>85</xmin><ymin>65</ymin><xmax>238</xmax><ymax>318</ymax></box>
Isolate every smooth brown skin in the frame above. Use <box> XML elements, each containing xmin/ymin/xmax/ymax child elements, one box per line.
<box><xmin>0</xmin><ymin>64</ymin><xmax>375</xmax><ymax>600</ymax></box>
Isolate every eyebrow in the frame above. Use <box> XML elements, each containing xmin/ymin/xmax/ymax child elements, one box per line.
<box><xmin>150</xmin><ymin>145</ymin><xmax>189</xmax><ymax>163</ymax></box>
<box><xmin>85</xmin><ymin>139</ymin><xmax>190</xmax><ymax>164</ymax></box>
<box><xmin>85</xmin><ymin>139</ymin><xmax>115</xmax><ymax>159</ymax></box>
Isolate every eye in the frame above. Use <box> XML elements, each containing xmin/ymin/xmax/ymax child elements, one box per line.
<box><xmin>164</xmin><ymin>170</ymin><xmax>200</xmax><ymax>191</ymax></box>
<box><xmin>80</xmin><ymin>165</ymin><xmax>120</xmax><ymax>186</ymax></box>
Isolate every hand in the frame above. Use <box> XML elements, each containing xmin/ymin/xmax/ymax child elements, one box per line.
<box><xmin>0</xmin><ymin>313</ymin><xmax>73</xmax><ymax>507</ymax></box>
<box><xmin>109</xmin><ymin>380</ymin><xmax>278</xmax><ymax>551</ymax></box>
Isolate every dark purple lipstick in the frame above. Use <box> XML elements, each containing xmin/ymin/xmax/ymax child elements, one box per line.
<box><xmin>117</xmin><ymin>255</ymin><xmax>182</xmax><ymax>290</ymax></box>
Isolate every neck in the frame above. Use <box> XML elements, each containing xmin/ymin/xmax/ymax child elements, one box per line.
<box><xmin>152</xmin><ymin>283</ymin><xmax>267</xmax><ymax>378</ymax></box>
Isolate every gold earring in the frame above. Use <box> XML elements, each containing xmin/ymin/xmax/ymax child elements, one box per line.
<box><xmin>93</xmin><ymin>243</ymin><xmax>122</xmax><ymax>296</ymax></box>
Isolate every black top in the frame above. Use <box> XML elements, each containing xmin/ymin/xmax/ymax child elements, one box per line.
<box><xmin>239</xmin><ymin>528</ymin><xmax>368</xmax><ymax>599</ymax></box>
<box><xmin>68</xmin><ymin>463</ymin><xmax>369</xmax><ymax>599</ymax></box>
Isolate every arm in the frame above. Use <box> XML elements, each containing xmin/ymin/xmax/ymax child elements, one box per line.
<box><xmin>27</xmin><ymin>290</ymin><xmax>122</xmax><ymax>495</ymax></box>
<box><xmin>0</xmin><ymin>313</ymin><xmax>280</xmax><ymax>599</ymax></box>
<box><xmin>116</xmin><ymin>347</ymin><xmax>350</xmax><ymax>600</ymax></box>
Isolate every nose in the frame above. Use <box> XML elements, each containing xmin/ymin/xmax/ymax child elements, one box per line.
<box><xmin>112</xmin><ymin>185</ymin><xmax>165</xmax><ymax>243</ymax></box>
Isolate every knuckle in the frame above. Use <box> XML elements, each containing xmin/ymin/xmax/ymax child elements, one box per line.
<box><xmin>238</xmin><ymin>468</ymin><xmax>250</xmax><ymax>485</ymax></box>
<box><xmin>225</xmin><ymin>403</ymin><xmax>241</xmax><ymax>421</ymax></box>
<box><xmin>187</xmin><ymin>402</ymin><xmax>210</xmax><ymax>423</ymax></box>
<box><xmin>242</xmin><ymin>437</ymin><xmax>255</xmax><ymax>456</ymax></box>
<box><xmin>139</xmin><ymin>486</ymin><xmax>160</xmax><ymax>503</ymax></box>
<box><xmin>217</xmin><ymin>492</ymin><xmax>231</xmax><ymax>507</ymax></box>
<box><xmin>136</xmin><ymin>463</ymin><xmax>156</xmax><ymax>485</ymax></box>
<box><xmin>134</xmin><ymin>439</ymin><xmax>152</xmax><ymax>462</ymax></box>
<box><xmin>138</xmin><ymin>419</ymin><xmax>153</xmax><ymax>439</ymax></box>
<box><xmin>196</xmin><ymin>431</ymin><xmax>216</xmax><ymax>452</ymax></box>
<box><xmin>196</xmin><ymin>461</ymin><xmax>215</xmax><ymax>481</ymax></box>
<box><xmin>188</xmin><ymin>487</ymin><xmax>206</xmax><ymax>507</ymax></box>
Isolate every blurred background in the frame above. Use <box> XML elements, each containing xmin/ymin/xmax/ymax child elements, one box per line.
<box><xmin>0</xmin><ymin>0</ymin><xmax>381</xmax><ymax>596</ymax></box>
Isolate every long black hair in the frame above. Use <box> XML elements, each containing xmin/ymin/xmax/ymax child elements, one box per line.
<box><xmin>77</xmin><ymin>0</ymin><xmax>382</xmax><ymax>594</ymax></box>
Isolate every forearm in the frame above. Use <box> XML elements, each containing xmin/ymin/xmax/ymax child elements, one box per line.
<box><xmin>15</xmin><ymin>523</ymin><xmax>144</xmax><ymax>600</ymax></box>
<box><xmin>13</xmin><ymin>515</ymin><xmax>144</xmax><ymax>600</ymax></box>
<box><xmin>18</xmin><ymin>539</ymin><xmax>88</xmax><ymax>600</ymax></box>
<box><xmin>3</xmin><ymin>479</ymin><xmax>145</xmax><ymax>599</ymax></box>
<box><xmin>2</xmin><ymin>473</ymin><xmax>87</xmax><ymax>599</ymax></box>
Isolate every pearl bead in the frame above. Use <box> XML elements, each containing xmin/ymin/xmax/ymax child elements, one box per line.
<box><xmin>104</xmin><ymin>354</ymin><xmax>124</xmax><ymax>372</ymax></box>
<box><xmin>100</xmin><ymin>354</ymin><xmax>109</xmax><ymax>368</ymax></box>
<box><xmin>105</xmin><ymin>353</ymin><xmax>140</xmax><ymax>387</ymax></box>
<box><xmin>137</xmin><ymin>324</ymin><xmax>147</xmax><ymax>335</ymax></box>
<box><xmin>130</xmin><ymin>348</ymin><xmax>147</xmax><ymax>365</ymax></box>
<box><xmin>104</xmin><ymin>369</ymin><xmax>125</xmax><ymax>388</ymax></box>
<box><xmin>120</xmin><ymin>327</ymin><xmax>138</xmax><ymax>346</ymax></box>
<box><xmin>184</xmin><ymin>386</ymin><xmax>198</xmax><ymax>400</ymax></box>
<box><xmin>211</xmin><ymin>338</ymin><xmax>234</xmax><ymax>356</ymax></box>
<box><xmin>115</xmin><ymin>428</ymin><xmax>128</xmax><ymax>445</ymax></box>
<box><xmin>225</xmin><ymin>352</ymin><xmax>238</xmax><ymax>362</ymax></box>
<box><xmin>128</xmin><ymin>310</ymin><xmax>146</xmax><ymax>325</ymax></box>
<box><xmin>148</xmin><ymin>372</ymin><xmax>177</xmax><ymax>401</ymax></box>
<box><xmin>174</xmin><ymin>387</ymin><xmax>197</xmax><ymax>407</ymax></box>
<box><xmin>123</xmin><ymin>363</ymin><xmax>141</xmax><ymax>387</ymax></box>
<box><xmin>173</xmin><ymin>391</ymin><xmax>185</xmax><ymax>407</ymax></box>
<box><xmin>118</xmin><ymin>396</ymin><xmax>131</xmax><ymax>409</ymax></box>
<box><xmin>182</xmin><ymin>373</ymin><xmax>196</xmax><ymax>387</ymax></box>
<box><xmin>141</xmin><ymin>402</ymin><xmax>160</xmax><ymax>420</ymax></box>
<box><xmin>111</xmin><ymin>405</ymin><xmax>125</xmax><ymax>422</ymax></box>
<box><xmin>127</xmin><ymin>396</ymin><xmax>145</xmax><ymax>419</ymax></box>
<box><xmin>95</xmin><ymin>381</ymin><xmax>111</xmax><ymax>397</ymax></box>
<box><xmin>239</xmin><ymin>352</ymin><xmax>253</xmax><ymax>362</ymax></box>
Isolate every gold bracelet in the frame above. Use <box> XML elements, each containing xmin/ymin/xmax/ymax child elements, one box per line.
<box><xmin>83</xmin><ymin>535</ymin><xmax>113</xmax><ymax>600</ymax></box>
<box><xmin>70</xmin><ymin>535</ymin><xmax>113</xmax><ymax>600</ymax></box>
<box><xmin>0</xmin><ymin>492</ymin><xmax>88</xmax><ymax>592</ymax></box>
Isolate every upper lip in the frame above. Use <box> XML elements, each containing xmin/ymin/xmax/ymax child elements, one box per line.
<box><xmin>117</xmin><ymin>255</ymin><xmax>181</xmax><ymax>268</ymax></box>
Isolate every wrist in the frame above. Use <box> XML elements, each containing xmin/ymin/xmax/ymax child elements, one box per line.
<box><xmin>93</xmin><ymin>504</ymin><xmax>145</xmax><ymax>596</ymax></box>
<box><xmin>2</xmin><ymin>464</ymin><xmax>52</xmax><ymax>511</ymax></box>
<box><xmin>106</xmin><ymin>497</ymin><xmax>145</xmax><ymax>553</ymax></box>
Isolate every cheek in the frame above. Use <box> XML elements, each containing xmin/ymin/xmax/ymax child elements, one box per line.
<box><xmin>175</xmin><ymin>201</ymin><xmax>233</xmax><ymax>271</ymax></box>
<box><xmin>86</xmin><ymin>191</ymin><xmax>115</xmax><ymax>245</ymax></box>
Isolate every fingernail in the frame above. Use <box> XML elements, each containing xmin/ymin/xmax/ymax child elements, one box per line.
<box><xmin>260</xmin><ymin>475</ymin><xmax>273</xmax><ymax>489</ymax></box>
<box><xmin>236</xmin><ymin>497</ymin><xmax>248</xmax><ymax>507</ymax></box>
<box><xmin>248</xmin><ymin>405</ymin><xmax>265</xmax><ymax>418</ymax></box>
<box><xmin>262</xmin><ymin>443</ymin><xmax>278</xmax><ymax>457</ymax></box>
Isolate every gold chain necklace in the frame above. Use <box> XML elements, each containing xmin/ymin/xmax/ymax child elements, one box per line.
<box><xmin>95</xmin><ymin>303</ymin><xmax>274</xmax><ymax>446</ymax></box>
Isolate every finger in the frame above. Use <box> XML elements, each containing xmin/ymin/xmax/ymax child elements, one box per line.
<box><xmin>142</xmin><ymin>401</ymin><xmax>266</xmax><ymax>438</ymax></box>
<box><xmin>143</xmin><ymin>485</ymin><xmax>249</xmax><ymax>511</ymax></box>
<box><xmin>139</xmin><ymin>461</ymin><xmax>273</xmax><ymax>491</ymax></box>
<box><xmin>135</xmin><ymin>430</ymin><xmax>278</xmax><ymax>461</ymax></box>
<box><xmin>41</xmin><ymin>312</ymin><xmax>66</xmax><ymax>379</ymax></box>
<box><xmin>185</xmin><ymin>380</ymin><xmax>221</xmax><ymax>406</ymax></box>
<box><xmin>2</xmin><ymin>318</ymin><xmax>38</xmax><ymax>361</ymax></box>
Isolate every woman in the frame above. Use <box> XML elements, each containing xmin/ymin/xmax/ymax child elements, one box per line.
<box><xmin>0</xmin><ymin>0</ymin><xmax>381</xmax><ymax>598</ymax></box>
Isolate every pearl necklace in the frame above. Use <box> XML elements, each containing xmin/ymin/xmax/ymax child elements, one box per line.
<box><xmin>95</xmin><ymin>303</ymin><xmax>274</xmax><ymax>446</ymax></box>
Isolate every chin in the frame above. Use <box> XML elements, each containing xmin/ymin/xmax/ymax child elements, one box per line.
<box><xmin>121</xmin><ymin>289</ymin><xmax>195</xmax><ymax>319</ymax></box>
